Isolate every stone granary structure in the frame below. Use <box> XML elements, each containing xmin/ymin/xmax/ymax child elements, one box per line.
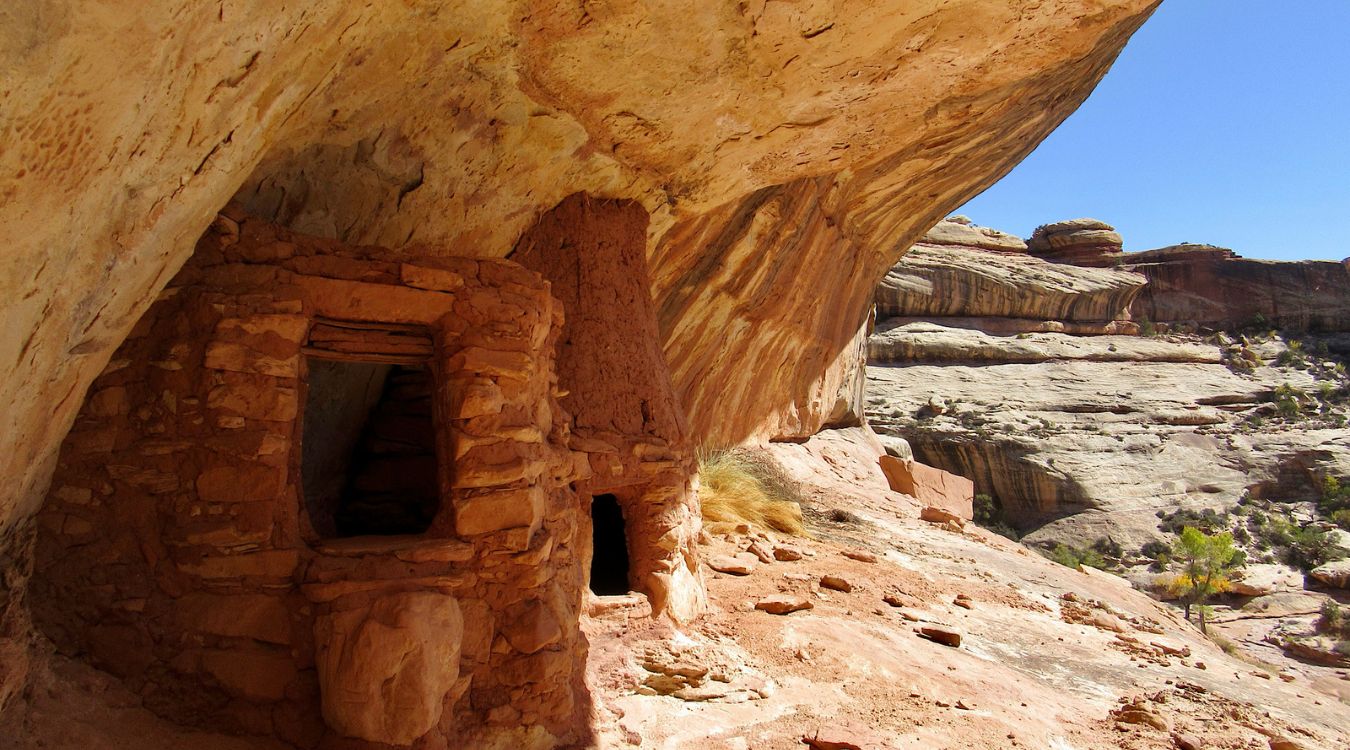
<box><xmin>31</xmin><ymin>200</ymin><xmax>701</xmax><ymax>748</ymax></box>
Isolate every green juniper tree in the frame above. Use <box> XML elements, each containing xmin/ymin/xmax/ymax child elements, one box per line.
<box><xmin>1166</xmin><ymin>526</ymin><xmax>1241</xmax><ymax>633</ymax></box>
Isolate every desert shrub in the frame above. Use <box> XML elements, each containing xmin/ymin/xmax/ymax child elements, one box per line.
<box><xmin>1331</xmin><ymin>509</ymin><xmax>1350</xmax><ymax>531</ymax></box>
<box><xmin>1158</xmin><ymin>507</ymin><xmax>1228</xmax><ymax>535</ymax></box>
<box><xmin>698</xmin><ymin>448</ymin><xmax>806</xmax><ymax>535</ymax></box>
<box><xmin>1272</xmin><ymin>383</ymin><xmax>1304</xmax><ymax>418</ymax></box>
<box><xmin>972</xmin><ymin>493</ymin><xmax>1020</xmax><ymax>540</ymax></box>
<box><xmin>1319</xmin><ymin>476</ymin><xmax>1350</xmax><ymax>517</ymax></box>
<box><xmin>1318</xmin><ymin>601</ymin><xmax>1350</xmax><ymax>639</ymax></box>
<box><xmin>1281</xmin><ymin>524</ymin><xmax>1345</xmax><ymax>572</ymax></box>
<box><xmin>1140</xmin><ymin>540</ymin><xmax>1171</xmax><ymax>572</ymax></box>
<box><xmin>1043</xmin><ymin>543</ymin><xmax>1107</xmax><ymax>570</ymax></box>
<box><xmin>1092</xmin><ymin>537</ymin><xmax>1124</xmax><ymax>560</ymax></box>
<box><xmin>1276</xmin><ymin>340</ymin><xmax>1307</xmax><ymax>368</ymax></box>
<box><xmin>1138</xmin><ymin>317</ymin><xmax>1157</xmax><ymax>337</ymax></box>
<box><xmin>1318</xmin><ymin>381</ymin><xmax>1339</xmax><ymax>402</ymax></box>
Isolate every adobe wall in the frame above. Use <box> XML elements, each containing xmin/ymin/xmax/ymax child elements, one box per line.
<box><xmin>511</xmin><ymin>194</ymin><xmax>706</xmax><ymax>622</ymax></box>
<box><xmin>31</xmin><ymin>211</ymin><xmax>597</xmax><ymax>748</ymax></box>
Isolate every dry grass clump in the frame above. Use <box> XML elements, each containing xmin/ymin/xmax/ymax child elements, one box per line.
<box><xmin>697</xmin><ymin>448</ymin><xmax>806</xmax><ymax>536</ymax></box>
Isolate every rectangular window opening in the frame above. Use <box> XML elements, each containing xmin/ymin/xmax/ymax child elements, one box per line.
<box><xmin>301</xmin><ymin>352</ymin><xmax>441</xmax><ymax>539</ymax></box>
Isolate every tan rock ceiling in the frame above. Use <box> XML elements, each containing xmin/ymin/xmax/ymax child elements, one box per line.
<box><xmin>0</xmin><ymin>0</ymin><xmax>1158</xmax><ymax>533</ymax></box>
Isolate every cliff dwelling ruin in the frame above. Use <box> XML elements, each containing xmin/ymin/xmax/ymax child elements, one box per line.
<box><xmin>28</xmin><ymin>196</ymin><xmax>701</xmax><ymax>747</ymax></box>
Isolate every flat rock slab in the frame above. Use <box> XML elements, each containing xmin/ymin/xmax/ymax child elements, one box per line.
<box><xmin>820</xmin><ymin>575</ymin><xmax>853</xmax><ymax>593</ymax></box>
<box><xmin>709</xmin><ymin>554</ymin><xmax>756</xmax><ymax>576</ymax></box>
<box><xmin>756</xmin><ymin>595</ymin><xmax>814</xmax><ymax>615</ymax></box>
<box><xmin>917</xmin><ymin>625</ymin><xmax>962</xmax><ymax>648</ymax></box>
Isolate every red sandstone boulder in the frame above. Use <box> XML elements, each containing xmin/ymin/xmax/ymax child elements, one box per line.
<box><xmin>820</xmin><ymin>575</ymin><xmax>853</xmax><ymax>593</ymax></box>
<box><xmin>919</xmin><ymin>506</ymin><xmax>967</xmax><ymax>530</ymax></box>
<box><xmin>879</xmin><ymin>455</ymin><xmax>973</xmax><ymax>521</ymax></box>
<box><xmin>709</xmin><ymin>554</ymin><xmax>757</xmax><ymax>576</ymax></box>
<box><xmin>917</xmin><ymin>625</ymin><xmax>963</xmax><ymax>648</ymax></box>
<box><xmin>314</xmin><ymin>592</ymin><xmax>463</xmax><ymax>745</ymax></box>
<box><xmin>756</xmin><ymin>595</ymin><xmax>814</xmax><ymax>615</ymax></box>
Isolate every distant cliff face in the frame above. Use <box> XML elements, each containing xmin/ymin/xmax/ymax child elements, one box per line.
<box><xmin>1124</xmin><ymin>245</ymin><xmax>1350</xmax><ymax>332</ymax></box>
<box><xmin>867</xmin><ymin>219</ymin><xmax>1350</xmax><ymax>551</ymax></box>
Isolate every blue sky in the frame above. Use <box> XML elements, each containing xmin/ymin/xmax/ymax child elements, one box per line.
<box><xmin>956</xmin><ymin>1</ymin><xmax>1350</xmax><ymax>261</ymax></box>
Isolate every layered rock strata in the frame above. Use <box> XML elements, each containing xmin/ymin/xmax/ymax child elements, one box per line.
<box><xmin>1124</xmin><ymin>244</ymin><xmax>1350</xmax><ymax>332</ymax></box>
<box><xmin>874</xmin><ymin>239</ymin><xmax>1146</xmax><ymax>331</ymax></box>
<box><xmin>1027</xmin><ymin>218</ymin><xmax>1125</xmax><ymax>266</ymax></box>
<box><xmin>867</xmin><ymin>221</ymin><xmax>1350</xmax><ymax>550</ymax></box>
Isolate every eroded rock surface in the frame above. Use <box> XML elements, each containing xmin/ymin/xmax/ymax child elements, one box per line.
<box><xmin>1125</xmin><ymin>244</ymin><xmax>1350</xmax><ymax>332</ymax></box>
<box><xmin>875</xmin><ymin>242</ymin><xmax>1146</xmax><ymax>325</ymax></box>
<box><xmin>867</xmin><ymin>222</ymin><xmax>1350</xmax><ymax>551</ymax></box>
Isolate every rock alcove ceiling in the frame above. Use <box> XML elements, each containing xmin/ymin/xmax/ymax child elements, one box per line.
<box><xmin>1</xmin><ymin>0</ymin><xmax>1160</xmax><ymax>745</ymax></box>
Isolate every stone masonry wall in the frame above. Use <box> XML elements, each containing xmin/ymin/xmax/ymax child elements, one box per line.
<box><xmin>512</xmin><ymin>193</ymin><xmax>705</xmax><ymax>623</ymax></box>
<box><xmin>30</xmin><ymin>210</ymin><xmax>599</xmax><ymax>748</ymax></box>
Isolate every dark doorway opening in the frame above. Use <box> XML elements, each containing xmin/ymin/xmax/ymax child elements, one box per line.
<box><xmin>589</xmin><ymin>494</ymin><xmax>631</xmax><ymax>595</ymax></box>
<box><xmin>301</xmin><ymin>359</ymin><xmax>440</xmax><ymax>538</ymax></box>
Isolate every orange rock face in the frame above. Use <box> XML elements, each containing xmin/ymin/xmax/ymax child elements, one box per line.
<box><xmin>880</xmin><ymin>455</ymin><xmax>975</xmax><ymax>522</ymax></box>
<box><xmin>1</xmin><ymin>0</ymin><xmax>1161</xmax><ymax>734</ymax></box>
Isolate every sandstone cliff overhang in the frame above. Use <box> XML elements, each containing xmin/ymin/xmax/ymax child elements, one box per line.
<box><xmin>0</xmin><ymin>0</ymin><xmax>1162</xmax><ymax>739</ymax></box>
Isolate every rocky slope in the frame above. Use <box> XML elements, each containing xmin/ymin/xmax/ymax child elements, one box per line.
<box><xmin>10</xmin><ymin>428</ymin><xmax>1350</xmax><ymax>749</ymax></box>
<box><xmin>0</xmin><ymin>1</ymin><xmax>1163</xmax><ymax>724</ymax></box>
<box><xmin>867</xmin><ymin>219</ymin><xmax>1350</xmax><ymax>553</ymax></box>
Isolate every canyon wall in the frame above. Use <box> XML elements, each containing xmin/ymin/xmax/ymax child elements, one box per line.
<box><xmin>1</xmin><ymin>0</ymin><xmax>1160</xmax><ymax>732</ymax></box>
<box><xmin>868</xmin><ymin>219</ymin><xmax>1350</xmax><ymax>551</ymax></box>
<box><xmin>1124</xmin><ymin>245</ymin><xmax>1350</xmax><ymax>332</ymax></box>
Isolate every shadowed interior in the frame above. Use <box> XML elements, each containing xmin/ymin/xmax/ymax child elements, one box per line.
<box><xmin>590</xmin><ymin>494</ymin><xmax>631</xmax><ymax>595</ymax></box>
<box><xmin>302</xmin><ymin>359</ymin><xmax>439</xmax><ymax>538</ymax></box>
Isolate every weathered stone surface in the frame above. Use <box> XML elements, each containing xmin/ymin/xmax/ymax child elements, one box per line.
<box><xmin>1310</xmin><ymin>559</ymin><xmax>1350</xmax><ymax>589</ymax></box>
<box><xmin>917</xmin><ymin>625</ymin><xmax>963</xmax><ymax>648</ymax></box>
<box><xmin>819</xmin><ymin>575</ymin><xmax>853</xmax><ymax>593</ymax></box>
<box><xmin>870</xmin><ymin>321</ymin><xmax>1220</xmax><ymax>365</ymax></box>
<box><xmin>315</xmin><ymin>592</ymin><xmax>463</xmax><ymax>746</ymax></box>
<box><xmin>921</xmin><ymin>216</ymin><xmax>1028</xmax><ymax>253</ymax></box>
<box><xmin>1229</xmin><ymin>564</ymin><xmax>1304</xmax><ymax>597</ymax></box>
<box><xmin>1125</xmin><ymin>246</ymin><xmax>1350</xmax><ymax>332</ymax></box>
<box><xmin>879</xmin><ymin>456</ymin><xmax>974</xmax><ymax>521</ymax></box>
<box><xmin>866</xmin><ymin>219</ymin><xmax>1350</xmax><ymax>551</ymax></box>
<box><xmin>2</xmin><ymin>0</ymin><xmax>1161</xmax><ymax>737</ymax></box>
<box><xmin>1027</xmin><ymin>218</ymin><xmax>1125</xmax><ymax>266</ymax></box>
<box><xmin>197</xmin><ymin>648</ymin><xmax>298</xmax><ymax>702</ymax></box>
<box><xmin>875</xmin><ymin>243</ymin><xmax>1144</xmax><ymax>323</ymax></box>
<box><xmin>174</xmin><ymin>593</ymin><xmax>292</xmax><ymax>645</ymax></box>
<box><xmin>870</xmin><ymin>345</ymin><xmax>1350</xmax><ymax>548</ymax></box>
<box><xmin>26</xmin><ymin>225</ymin><xmax>595</xmax><ymax>746</ymax></box>
<box><xmin>755</xmin><ymin>595</ymin><xmax>813</xmax><ymax>615</ymax></box>
<box><xmin>709</xmin><ymin>555</ymin><xmax>756</xmax><ymax>576</ymax></box>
